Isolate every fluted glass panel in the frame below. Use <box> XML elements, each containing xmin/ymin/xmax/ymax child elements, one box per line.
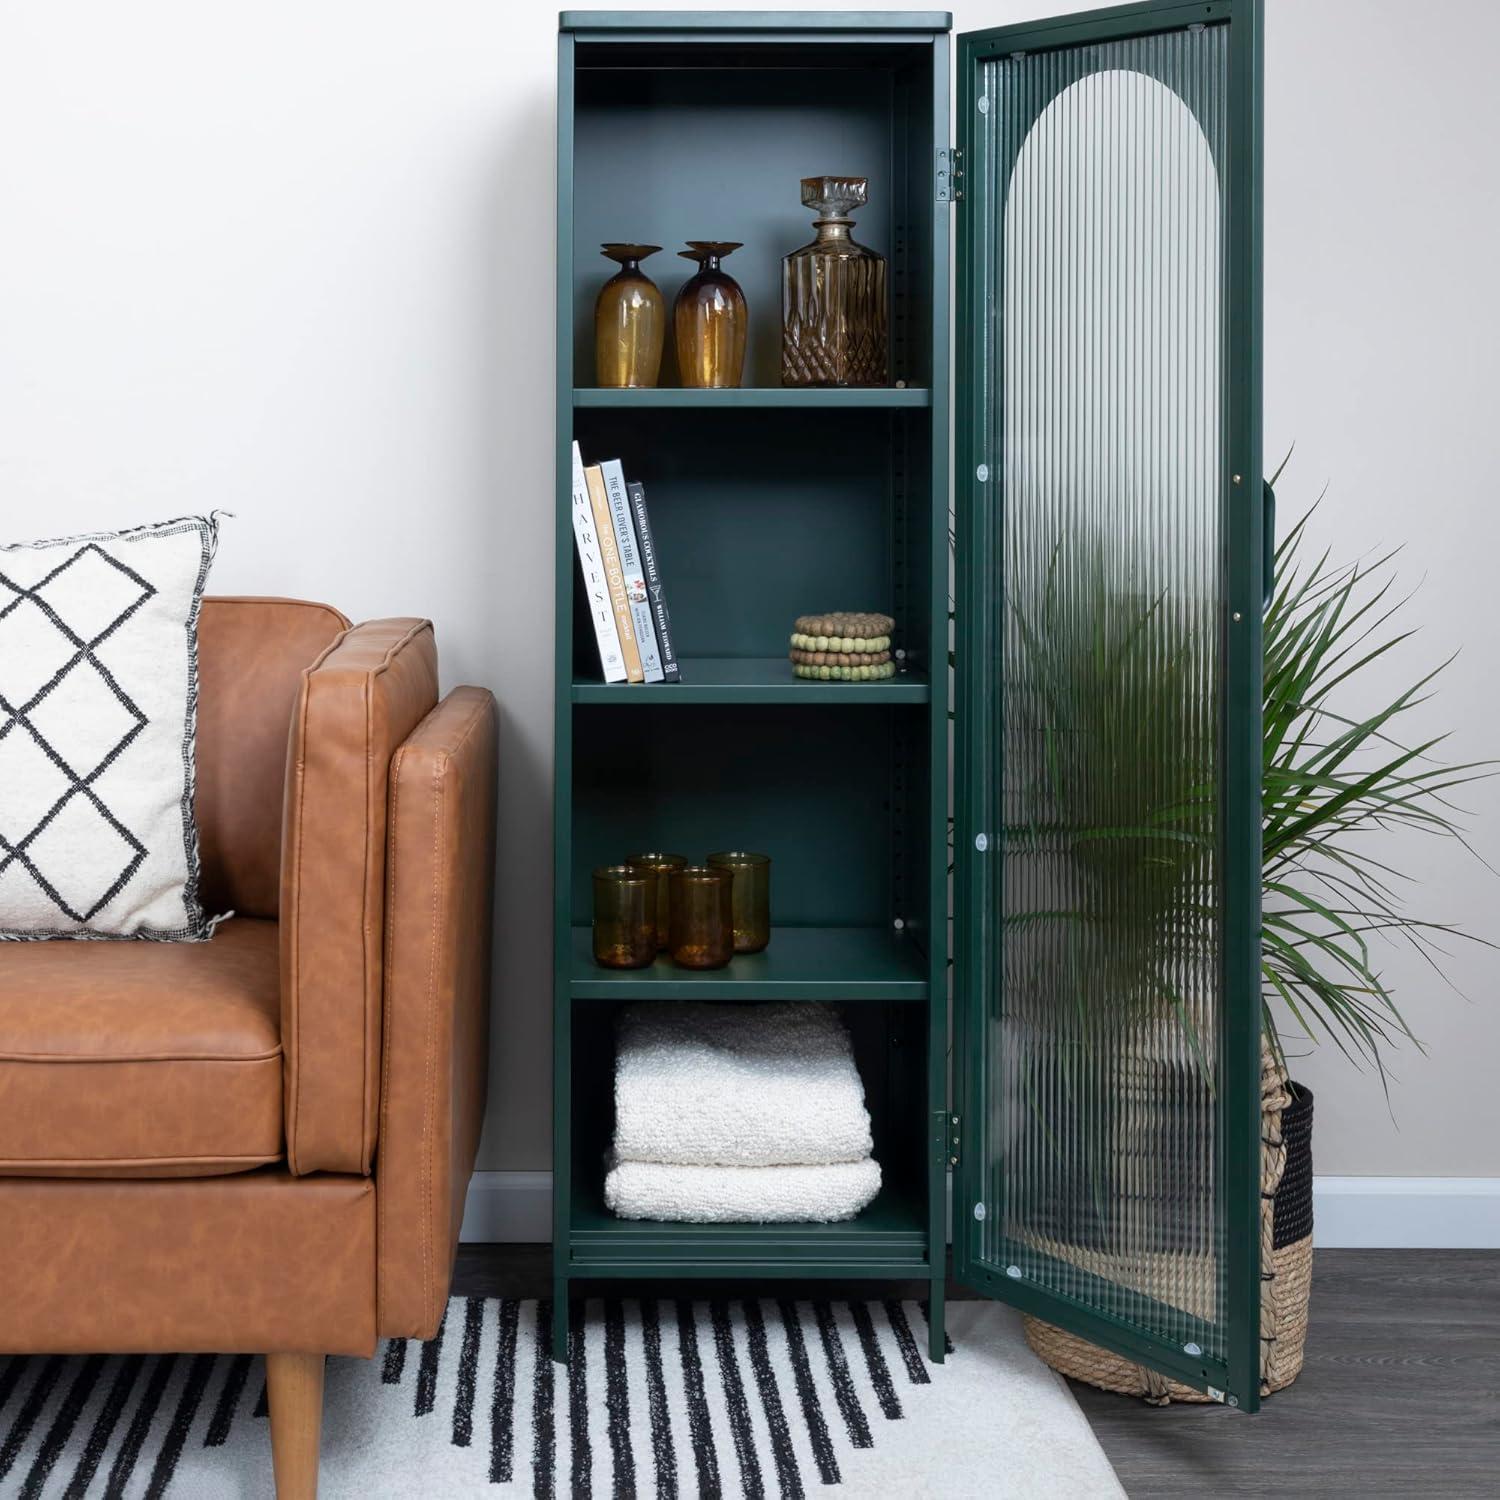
<box><xmin>979</xmin><ymin>26</ymin><xmax>1230</xmax><ymax>1359</ymax></box>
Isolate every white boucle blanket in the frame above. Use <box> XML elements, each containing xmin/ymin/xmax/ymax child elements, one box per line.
<box><xmin>614</xmin><ymin>1001</ymin><xmax>873</xmax><ymax>1167</ymax></box>
<box><xmin>604</xmin><ymin>1156</ymin><xmax>882</xmax><ymax>1223</ymax></box>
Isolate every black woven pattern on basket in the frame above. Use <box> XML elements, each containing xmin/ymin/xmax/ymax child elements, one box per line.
<box><xmin>1272</xmin><ymin>1081</ymin><xmax>1314</xmax><ymax>1249</ymax></box>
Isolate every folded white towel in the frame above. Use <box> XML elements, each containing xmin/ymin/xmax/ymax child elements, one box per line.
<box><xmin>604</xmin><ymin>1156</ymin><xmax>882</xmax><ymax>1224</ymax></box>
<box><xmin>613</xmin><ymin>1001</ymin><xmax>873</xmax><ymax>1167</ymax></box>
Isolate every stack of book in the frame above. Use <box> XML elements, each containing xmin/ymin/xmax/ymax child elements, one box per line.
<box><xmin>570</xmin><ymin>441</ymin><xmax>681</xmax><ymax>684</ymax></box>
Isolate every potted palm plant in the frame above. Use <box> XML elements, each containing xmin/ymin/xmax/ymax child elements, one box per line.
<box><xmin>1001</xmin><ymin>542</ymin><xmax>1218</xmax><ymax>1259</ymax></box>
<box><xmin>1024</xmin><ymin>480</ymin><xmax>1493</xmax><ymax>1401</ymax></box>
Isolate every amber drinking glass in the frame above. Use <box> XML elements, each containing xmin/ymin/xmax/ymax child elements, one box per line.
<box><xmin>592</xmin><ymin>865</ymin><xmax>656</xmax><ymax>969</ymax></box>
<box><xmin>595</xmin><ymin>244</ymin><xmax>665</xmax><ymax>388</ymax></box>
<box><xmin>625</xmin><ymin>851</ymin><xmax>687</xmax><ymax>952</ymax></box>
<box><xmin>668</xmin><ymin>865</ymin><xmax>734</xmax><ymax>969</ymax></box>
<box><xmin>673</xmin><ymin>242</ymin><xmax>747</xmax><ymax>389</ymax></box>
<box><xmin>706</xmin><ymin>851</ymin><xmax>771</xmax><ymax>953</ymax></box>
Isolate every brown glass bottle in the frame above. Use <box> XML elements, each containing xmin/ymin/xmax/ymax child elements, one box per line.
<box><xmin>595</xmin><ymin>244</ymin><xmax>664</xmax><ymax>388</ymax></box>
<box><xmin>782</xmin><ymin>177</ymin><xmax>888</xmax><ymax>387</ymax></box>
<box><xmin>673</xmin><ymin>242</ymin><xmax>747</xmax><ymax>389</ymax></box>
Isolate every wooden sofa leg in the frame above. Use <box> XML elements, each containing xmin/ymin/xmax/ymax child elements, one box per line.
<box><xmin>266</xmin><ymin>1352</ymin><xmax>325</xmax><ymax>1499</ymax></box>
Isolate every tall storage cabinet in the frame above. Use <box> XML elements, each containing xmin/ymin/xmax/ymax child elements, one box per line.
<box><xmin>553</xmin><ymin>10</ymin><xmax>953</xmax><ymax>1364</ymax></box>
<box><xmin>555</xmin><ymin>1</ymin><xmax>1268</xmax><ymax>1408</ymax></box>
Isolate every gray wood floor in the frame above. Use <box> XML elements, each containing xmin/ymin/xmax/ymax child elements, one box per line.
<box><xmin>1071</xmin><ymin>1249</ymin><xmax>1500</xmax><ymax>1498</ymax></box>
<box><xmin>452</xmin><ymin>1246</ymin><xmax>1500</xmax><ymax>1497</ymax></box>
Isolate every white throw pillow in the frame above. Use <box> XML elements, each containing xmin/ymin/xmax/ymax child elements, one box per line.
<box><xmin>0</xmin><ymin>515</ymin><xmax>223</xmax><ymax>940</ymax></box>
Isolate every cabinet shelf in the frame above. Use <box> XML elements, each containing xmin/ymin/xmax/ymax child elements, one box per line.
<box><xmin>573</xmin><ymin>387</ymin><xmax>931</xmax><ymax>410</ymax></box>
<box><xmin>572</xmin><ymin>657</ymin><xmax>929</xmax><ymax>705</ymax></box>
<box><xmin>568</xmin><ymin>1176</ymin><xmax>929</xmax><ymax>1274</ymax></box>
<box><xmin>569</xmin><ymin>925</ymin><xmax>929</xmax><ymax>1001</ymax></box>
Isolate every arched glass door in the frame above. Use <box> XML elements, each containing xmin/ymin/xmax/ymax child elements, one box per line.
<box><xmin>954</xmin><ymin>0</ymin><xmax>1266</xmax><ymax>1409</ymax></box>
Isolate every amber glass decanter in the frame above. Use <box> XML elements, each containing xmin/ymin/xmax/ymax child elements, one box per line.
<box><xmin>595</xmin><ymin>244</ymin><xmax>664</xmax><ymax>388</ymax></box>
<box><xmin>673</xmin><ymin>242</ymin><xmax>747</xmax><ymax>389</ymax></box>
<box><xmin>782</xmin><ymin>176</ymin><xmax>888</xmax><ymax>387</ymax></box>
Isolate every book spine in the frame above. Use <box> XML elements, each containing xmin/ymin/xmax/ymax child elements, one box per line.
<box><xmin>600</xmin><ymin>458</ymin><xmax>664</xmax><ymax>684</ymax></box>
<box><xmin>626</xmin><ymin>479</ymin><xmax>681</xmax><ymax>683</ymax></box>
<box><xmin>571</xmin><ymin>443</ymin><xmax>626</xmax><ymax>683</ymax></box>
<box><xmin>584</xmin><ymin>463</ymin><xmax>643</xmax><ymax>683</ymax></box>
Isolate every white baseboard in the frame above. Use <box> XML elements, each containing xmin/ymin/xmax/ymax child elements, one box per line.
<box><xmin>459</xmin><ymin>1171</ymin><xmax>1500</xmax><ymax>1250</ymax></box>
<box><xmin>459</xmin><ymin>1170</ymin><xmax>552</xmax><ymax>1243</ymax></box>
<box><xmin>1312</xmin><ymin>1176</ymin><xmax>1500</xmax><ymax>1249</ymax></box>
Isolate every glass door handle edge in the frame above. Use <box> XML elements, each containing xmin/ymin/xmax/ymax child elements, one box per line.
<box><xmin>1262</xmin><ymin>479</ymin><xmax>1277</xmax><ymax>610</ymax></box>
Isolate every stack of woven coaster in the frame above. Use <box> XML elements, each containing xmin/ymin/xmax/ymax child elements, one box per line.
<box><xmin>789</xmin><ymin>612</ymin><xmax>896</xmax><ymax>681</ymax></box>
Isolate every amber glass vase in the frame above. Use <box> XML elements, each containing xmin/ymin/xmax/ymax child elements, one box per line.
<box><xmin>706</xmin><ymin>851</ymin><xmax>771</xmax><ymax>953</ymax></box>
<box><xmin>625</xmin><ymin>851</ymin><xmax>687</xmax><ymax>952</ymax></box>
<box><xmin>667</xmin><ymin>865</ymin><xmax>734</xmax><ymax>969</ymax></box>
<box><xmin>592</xmin><ymin>865</ymin><xmax>656</xmax><ymax>969</ymax></box>
<box><xmin>673</xmin><ymin>242</ymin><xmax>747</xmax><ymax>389</ymax></box>
<box><xmin>595</xmin><ymin>244</ymin><xmax>664</xmax><ymax>388</ymax></box>
<box><xmin>782</xmin><ymin>177</ymin><xmax>888</xmax><ymax>386</ymax></box>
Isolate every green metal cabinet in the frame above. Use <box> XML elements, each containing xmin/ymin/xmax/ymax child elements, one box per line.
<box><xmin>554</xmin><ymin>2</ymin><xmax>1264</xmax><ymax>1406</ymax></box>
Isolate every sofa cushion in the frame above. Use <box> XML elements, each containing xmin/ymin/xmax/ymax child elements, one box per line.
<box><xmin>0</xmin><ymin>918</ymin><xmax>282</xmax><ymax>1176</ymax></box>
<box><xmin>196</xmin><ymin>597</ymin><xmax>350</xmax><ymax>921</ymax></box>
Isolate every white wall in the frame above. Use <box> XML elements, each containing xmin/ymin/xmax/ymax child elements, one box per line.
<box><xmin>2</xmin><ymin>0</ymin><xmax>1497</xmax><ymax>1188</ymax></box>
<box><xmin>1259</xmin><ymin>0</ymin><xmax>1500</xmax><ymax>1178</ymax></box>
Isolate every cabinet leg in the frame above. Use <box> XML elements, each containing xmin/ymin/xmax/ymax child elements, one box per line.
<box><xmin>266</xmin><ymin>1352</ymin><xmax>325</xmax><ymax>1499</ymax></box>
<box><xmin>552</xmin><ymin>1278</ymin><xmax>570</xmax><ymax>1363</ymax></box>
<box><xmin>927</xmin><ymin>1275</ymin><xmax>947</xmax><ymax>1364</ymax></box>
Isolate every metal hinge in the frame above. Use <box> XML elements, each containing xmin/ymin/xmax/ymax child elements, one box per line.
<box><xmin>947</xmin><ymin>1112</ymin><xmax>961</xmax><ymax>1167</ymax></box>
<box><xmin>936</xmin><ymin>146</ymin><xmax>963</xmax><ymax>203</ymax></box>
<box><xmin>932</xmin><ymin>1108</ymin><xmax>960</xmax><ymax>1169</ymax></box>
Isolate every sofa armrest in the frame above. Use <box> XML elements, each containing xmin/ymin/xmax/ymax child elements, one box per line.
<box><xmin>280</xmin><ymin>618</ymin><xmax>439</xmax><ymax>1175</ymax></box>
<box><xmin>375</xmin><ymin>686</ymin><xmax>498</xmax><ymax>1338</ymax></box>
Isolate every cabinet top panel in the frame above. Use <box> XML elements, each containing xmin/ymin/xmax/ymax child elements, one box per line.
<box><xmin>560</xmin><ymin>11</ymin><xmax>952</xmax><ymax>34</ymax></box>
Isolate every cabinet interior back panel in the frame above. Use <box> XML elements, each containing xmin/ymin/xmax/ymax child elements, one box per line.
<box><xmin>572</xmin><ymin>408</ymin><xmax>914</xmax><ymax>661</ymax></box>
<box><xmin>573</xmin><ymin>61</ymin><xmax>933</xmax><ymax>386</ymax></box>
<box><xmin>571</xmin><ymin>701</ymin><xmax>921</xmax><ymax>928</ymax></box>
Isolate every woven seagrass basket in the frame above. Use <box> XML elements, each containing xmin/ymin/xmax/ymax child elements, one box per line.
<box><xmin>1024</xmin><ymin>1046</ymin><xmax>1314</xmax><ymax>1404</ymax></box>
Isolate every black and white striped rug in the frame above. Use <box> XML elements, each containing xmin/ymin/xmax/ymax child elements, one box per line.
<box><xmin>0</xmin><ymin>1299</ymin><xmax>1122</xmax><ymax>1498</ymax></box>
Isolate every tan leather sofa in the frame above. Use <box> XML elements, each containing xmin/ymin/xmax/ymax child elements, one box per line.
<box><xmin>0</xmin><ymin>597</ymin><xmax>498</xmax><ymax>1498</ymax></box>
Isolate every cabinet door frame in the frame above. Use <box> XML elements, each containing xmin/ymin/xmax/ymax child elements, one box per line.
<box><xmin>951</xmin><ymin>0</ymin><xmax>1265</xmax><ymax>1409</ymax></box>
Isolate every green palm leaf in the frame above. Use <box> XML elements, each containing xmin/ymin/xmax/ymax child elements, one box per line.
<box><xmin>983</xmin><ymin>468</ymin><xmax>1490</xmax><ymax>1107</ymax></box>
<box><xmin>1260</xmin><ymin>492</ymin><xmax>1493</xmax><ymax>1081</ymax></box>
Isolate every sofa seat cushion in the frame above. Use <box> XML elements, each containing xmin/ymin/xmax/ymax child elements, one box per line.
<box><xmin>0</xmin><ymin>918</ymin><xmax>283</xmax><ymax>1176</ymax></box>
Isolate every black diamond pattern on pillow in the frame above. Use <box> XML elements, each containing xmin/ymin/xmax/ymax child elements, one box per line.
<box><xmin>0</xmin><ymin>544</ymin><xmax>158</xmax><ymax>922</ymax></box>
